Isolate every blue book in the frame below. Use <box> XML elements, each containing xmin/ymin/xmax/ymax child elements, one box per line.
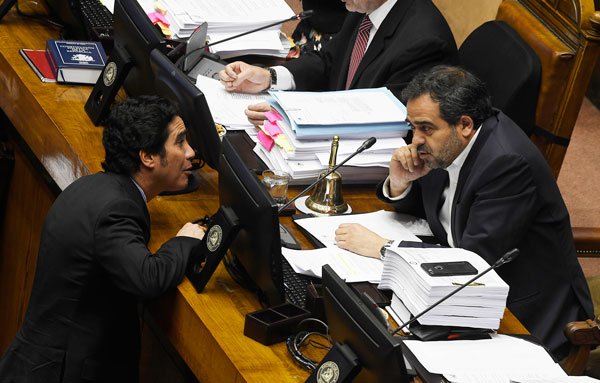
<box><xmin>46</xmin><ymin>39</ymin><xmax>107</xmax><ymax>84</ymax></box>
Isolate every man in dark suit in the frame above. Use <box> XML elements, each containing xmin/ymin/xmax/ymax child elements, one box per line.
<box><xmin>0</xmin><ymin>96</ymin><xmax>206</xmax><ymax>382</ymax></box>
<box><xmin>335</xmin><ymin>66</ymin><xmax>594</xmax><ymax>359</ymax></box>
<box><xmin>219</xmin><ymin>0</ymin><xmax>457</xmax><ymax>125</ymax></box>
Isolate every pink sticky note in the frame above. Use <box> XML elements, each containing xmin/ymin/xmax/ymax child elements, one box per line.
<box><xmin>257</xmin><ymin>130</ymin><xmax>275</xmax><ymax>151</ymax></box>
<box><xmin>264</xmin><ymin>110</ymin><xmax>283</xmax><ymax>123</ymax></box>
<box><xmin>263</xmin><ymin>120</ymin><xmax>283</xmax><ymax>137</ymax></box>
<box><xmin>147</xmin><ymin>12</ymin><xmax>170</xmax><ymax>26</ymax></box>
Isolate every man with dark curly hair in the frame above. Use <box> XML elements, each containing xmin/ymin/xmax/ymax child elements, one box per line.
<box><xmin>0</xmin><ymin>95</ymin><xmax>205</xmax><ymax>382</ymax></box>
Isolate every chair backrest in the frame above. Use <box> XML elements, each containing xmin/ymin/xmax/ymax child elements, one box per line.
<box><xmin>458</xmin><ymin>20</ymin><xmax>541</xmax><ymax>136</ymax></box>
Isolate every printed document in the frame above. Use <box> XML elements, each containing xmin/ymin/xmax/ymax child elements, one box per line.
<box><xmin>196</xmin><ymin>76</ymin><xmax>269</xmax><ymax>129</ymax></box>
<box><xmin>294</xmin><ymin>210</ymin><xmax>421</xmax><ymax>247</ymax></box>
<box><xmin>282</xmin><ymin>247</ymin><xmax>383</xmax><ymax>283</ymax></box>
<box><xmin>270</xmin><ymin>88</ymin><xmax>407</xmax><ymax>125</ymax></box>
<box><xmin>404</xmin><ymin>334</ymin><xmax>567</xmax><ymax>383</ymax></box>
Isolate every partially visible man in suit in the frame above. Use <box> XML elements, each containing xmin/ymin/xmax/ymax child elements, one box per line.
<box><xmin>0</xmin><ymin>96</ymin><xmax>206</xmax><ymax>382</ymax></box>
<box><xmin>219</xmin><ymin>0</ymin><xmax>457</xmax><ymax>125</ymax></box>
<box><xmin>335</xmin><ymin>66</ymin><xmax>594</xmax><ymax>359</ymax></box>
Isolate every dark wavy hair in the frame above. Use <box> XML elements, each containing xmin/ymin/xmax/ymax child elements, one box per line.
<box><xmin>101</xmin><ymin>96</ymin><xmax>178</xmax><ymax>175</ymax></box>
<box><xmin>401</xmin><ymin>65</ymin><xmax>493</xmax><ymax>128</ymax></box>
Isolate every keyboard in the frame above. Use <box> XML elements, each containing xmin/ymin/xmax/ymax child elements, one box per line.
<box><xmin>282</xmin><ymin>257</ymin><xmax>312</xmax><ymax>308</ymax></box>
<box><xmin>79</xmin><ymin>0</ymin><xmax>113</xmax><ymax>41</ymax></box>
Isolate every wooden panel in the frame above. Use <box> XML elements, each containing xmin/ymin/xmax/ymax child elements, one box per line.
<box><xmin>497</xmin><ymin>0</ymin><xmax>600</xmax><ymax>178</ymax></box>
<box><xmin>0</xmin><ymin>139</ymin><xmax>54</xmax><ymax>352</ymax></box>
<box><xmin>433</xmin><ymin>0</ymin><xmax>503</xmax><ymax>45</ymax></box>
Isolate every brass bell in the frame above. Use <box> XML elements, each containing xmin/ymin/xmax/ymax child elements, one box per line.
<box><xmin>306</xmin><ymin>136</ymin><xmax>348</xmax><ymax>215</ymax></box>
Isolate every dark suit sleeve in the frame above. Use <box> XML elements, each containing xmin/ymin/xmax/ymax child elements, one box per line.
<box><xmin>376</xmin><ymin>179</ymin><xmax>427</xmax><ymax>219</ymax></box>
<box><xmin>93</xmin><ymin>198</ymin><xmax>200</xmax><ymax>299</ymax></box>
<box><xmin>458</xmin><ymin>155</ymin><xmax>537</xmax><ymax>266</ymax></box>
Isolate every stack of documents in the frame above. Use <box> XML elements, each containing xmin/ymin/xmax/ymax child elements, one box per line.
<box><xmin>159</xmin><ymin>0</ymin><xmax>294</xmax><ymax>58</ymax></box>
<box><xmin>269</xmin><ymin>88</ymin><xmax>409</xmax><ymax>139</ymax></box>
<box><xmin>257</xmin><ymin>87</ymin><xmax>409</xmax><ymax>183</ymax></box>
<box><xmin>195</xmin><ymin>76</ymin><xmax>409</xmax><ymax>184</ymax></box>
<box><xmin>379</xmin><ymin>247</ymin><xmax>509</xmax><ymax>330</ymax></box>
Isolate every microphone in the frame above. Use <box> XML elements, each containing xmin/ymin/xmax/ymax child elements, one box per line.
<box><xmin>390</xmin><ymin>248</ymin><xmax>520</xmax><ymax>336</ymax></box>
<box><xmin>176</xmin><ymin>10</ymin><xmax>314</xmax><ymax>73</ymax></box>
<box><xmin>277</xmin><ymin>137</ymin><xmax>377</xmax><ymax>214</ymax></box>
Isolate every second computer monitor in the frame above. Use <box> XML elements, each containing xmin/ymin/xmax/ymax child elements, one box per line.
<box><xmin>218</xmin><ymin>135</ymin><xmax>285</xmax><ymax>306</ymax></box>
<box><xmin>322</xmin><ymin>265</ymin><xmax>408</xmax><ymax>383</ymax></box>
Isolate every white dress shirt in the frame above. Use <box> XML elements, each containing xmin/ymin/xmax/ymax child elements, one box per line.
<box><xmin>271</xmin><ymin>0</ymin><xmax>398</xmax><ymax>91</ymax></box>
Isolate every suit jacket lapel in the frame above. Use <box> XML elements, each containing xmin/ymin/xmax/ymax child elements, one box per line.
<box><xmin>346</xmin><ymin>0</ymin><xmax>413</xmax><ymax>89</ymax></box>
<box><xmin>450</xmin><ymin>112</ymin><xmax>498</xmax><ymax>244</ymax></box>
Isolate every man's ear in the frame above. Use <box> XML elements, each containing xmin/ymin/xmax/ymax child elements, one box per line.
<box><xmin>139</xmin><ymin>150</ymin><xmax>157</xmax><ymax>170</ymax></box>
<box><xmin>458</xmin><ymin>115</ymin><xmax>475</xmax><ymax>138</ymax></box>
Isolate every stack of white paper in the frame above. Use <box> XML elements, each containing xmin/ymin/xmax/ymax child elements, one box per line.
<box><xmin>379</xmin><ymin>247</ymin><xmax>509</xmax><ymax>329</ymax></box>
<box><xmin>160</xmin><ymin>0</ymin><xmax>294</xmax><ymax>58</ymax></box>
<box><xmin>256</xmin><ymin>87</ymin><xmax>409</xmax><ymax>183</ymax></box>
<box><xmin>252</xmin><ymin>133</ymin><xmax>403</xmax><ymax>183</ymax></box>
<box><xmin>404</xmin><ymin>334</ymin><xmax>569</xmax><ymax>382</ymax></box>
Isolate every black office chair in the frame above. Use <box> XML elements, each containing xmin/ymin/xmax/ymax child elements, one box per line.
<box><xmin>459</xmin><ymin>20</ymin><xmax>541</xmax><ymax>136</ymax></box>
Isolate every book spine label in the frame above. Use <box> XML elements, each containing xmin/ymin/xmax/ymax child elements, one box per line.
<box><xmin>46</xmin><ymin>39</ymin><xmax>60</xmax><ymax>76</ymax></box>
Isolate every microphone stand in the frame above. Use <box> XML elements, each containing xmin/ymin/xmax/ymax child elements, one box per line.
<box><xmin>176</xmin><ymin>10</ymin><xmax>314</xmax><ymax>73</ymax></box>
<box><xmin>390</xmin><ymin>248</ymin><xmax>520</xmax><ymax>336</ymax></box>
<box><xmin>278</xmin><ymin>137</ymin><xmax>376</xmax><ymax>214</ymax></box>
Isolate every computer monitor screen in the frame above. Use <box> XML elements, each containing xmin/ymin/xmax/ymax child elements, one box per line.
<box><xmin>149</xmin><ymin>49</ymin><xmax>221</xmax><ymax>170</ymax></box>
<box><xmin>322</xmin><ymin>265</ymin><xmax>408</xmax><ymax>383</ymax></box>
<box><xmin>113</xmin><ymin>0</ymin><xmax>163</xmax><ymax>96</ymax></box>
<box><xmin>218</xmin><ymin>135</ymin><xmax>284</xmax><ymax>306</ymax></box>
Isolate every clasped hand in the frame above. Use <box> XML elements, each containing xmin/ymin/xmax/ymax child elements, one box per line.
<box><xmin>219</xmin><ymin>61</ymin><xmax>273</xmax><ymax>126</ymax></box>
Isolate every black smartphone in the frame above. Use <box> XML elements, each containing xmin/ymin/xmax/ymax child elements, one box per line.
<box><xmin>420</xmin><ymin>261</ymin><xmax>478</xmax><ymax>277</ymax></box>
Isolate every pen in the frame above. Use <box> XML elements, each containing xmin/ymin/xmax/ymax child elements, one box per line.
<box><xmin>452</xmin><ymin>282</ymin><xmax>485</xmax><ymax>286</ymax></box>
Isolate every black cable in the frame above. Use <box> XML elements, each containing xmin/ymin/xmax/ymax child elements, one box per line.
<box><xmin>286</xmin><ymin>318</ymin><xmax>331</xmax><ymax>371</ymax></box>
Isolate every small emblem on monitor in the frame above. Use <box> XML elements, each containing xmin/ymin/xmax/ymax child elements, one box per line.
<box><xmin>103</xmin><ymin>62</ymin><xmax>117</xmax><ymax>87</ymax></box>
<box><xmin>317</xmin><ymin>361</ymin><xmax>339</xmax><ymax>383</ymax></box>
<box><xmin>206</xmin><ymin>225</ymin><xmax>222</xmax><ymax>252</ymax></box>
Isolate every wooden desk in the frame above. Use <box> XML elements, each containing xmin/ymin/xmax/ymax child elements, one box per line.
<box><xmin>0</xmin><ymin>8</ymin><xmax>527</xmax><ymax>383</ymax></box>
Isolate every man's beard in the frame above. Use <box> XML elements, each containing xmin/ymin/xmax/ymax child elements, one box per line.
<box><xmin>418</xmin><ymin>129</ymin><xmax>462</xmax><ymax>169</ymax></box>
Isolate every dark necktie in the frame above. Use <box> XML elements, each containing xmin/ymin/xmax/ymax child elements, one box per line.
<box><xmin>345</xmin><ymin>15</ymin><xmax>373</xmax><ymax>89</ymax></box>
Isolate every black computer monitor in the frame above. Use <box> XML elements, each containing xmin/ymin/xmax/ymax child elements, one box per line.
<box><xmin>85</xmin><ymin>0</ymin><xmax>220</xmax><ymax>170</ymax></box>
<box><xmin>114</xmin><ymin>0</ymin><xmax>163</xmax><ymax>96</ymax></box>
<box><xmin>216</xmin><ymin>134</ymin><xmax>285</xmax><ymax>306</ymax></box>
<box><xmin>320</xmin><ymin>264</ymin><xmax>408</xmax><ymax>383</ymax></box>
<box><xmin>85</xmin><ymin>0</ymin><xmax>163</xmax><ymax>123</ymax></box>
<box><xmin>149</xmin><ymin>49</ymin><xmax>221</xmax><ymax>171</ymax></box>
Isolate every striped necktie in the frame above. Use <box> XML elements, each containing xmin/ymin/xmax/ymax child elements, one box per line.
<box><xmin>345</xmin><ymin>15</ymin><xmax>373</xmax><ymax>89</ymax></box>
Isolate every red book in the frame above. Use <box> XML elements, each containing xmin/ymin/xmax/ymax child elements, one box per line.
<box><xmin>19</xmin><ymin>48</ymin><xmax>57</xmax><ymax>83</ymax></box>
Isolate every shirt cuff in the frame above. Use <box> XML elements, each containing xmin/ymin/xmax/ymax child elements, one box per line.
<box><xmin>382</xmin><ymin>176</ymin><xmax>412</xmax><ymax>200</ymax></box>
<box><xmin>271</xmin><ymin>66</ymin><xmax>295</xmax><ymax>91</ymax></box>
